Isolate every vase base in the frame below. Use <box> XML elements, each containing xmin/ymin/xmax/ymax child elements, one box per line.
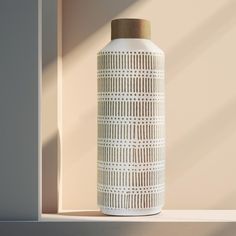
<box><xmin>100</xmin><ymin>207</ymin><xmax>162</xmax><ymax>216</ymax></box>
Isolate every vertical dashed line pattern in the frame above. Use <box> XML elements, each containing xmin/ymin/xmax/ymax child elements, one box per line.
<box><xmin>97</xmin><ymin>51</ymin><xmax>165</xmax><ymax>215</ymax></box>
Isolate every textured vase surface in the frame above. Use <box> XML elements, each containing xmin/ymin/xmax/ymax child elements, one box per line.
<box><xmin>97</xmin><ymin>37</ymin><xmax>165</xmax><ymax>216</ymax></box>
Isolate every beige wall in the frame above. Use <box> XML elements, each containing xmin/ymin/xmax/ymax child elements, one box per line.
<box><xmin>61</xmin><ymin>0</ymin><xmax>236</xmax><ymax>210</ymax></box>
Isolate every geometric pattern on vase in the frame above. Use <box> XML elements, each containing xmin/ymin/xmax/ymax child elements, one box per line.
<box><xmin>97</xmin><ymin>51</ymin><xmax>165</xmax><ymax>215</ymax></box>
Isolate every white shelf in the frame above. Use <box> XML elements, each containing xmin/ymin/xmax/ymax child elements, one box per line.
<box><xmin>41</xmin><ymin>210</ymin><xmax>236</xmax><ymax>222</ymax></box>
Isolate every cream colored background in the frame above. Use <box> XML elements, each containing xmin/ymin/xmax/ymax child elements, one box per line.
<box><xmin>61</xmin><ymin>0</ymin><xmax>236</xmax><ymax>211</ymax></box>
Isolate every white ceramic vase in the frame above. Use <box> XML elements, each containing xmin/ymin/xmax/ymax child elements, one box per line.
<box><xmin>97</xmin><ymin>19</ymin><xmax>165</xmax><ymax>216</ymax></box>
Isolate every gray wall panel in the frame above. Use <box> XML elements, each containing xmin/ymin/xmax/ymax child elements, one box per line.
<box><xmin>0</xmin><ymin>0</ymin><xmax>40</xmax><ymax>220</ymax></box>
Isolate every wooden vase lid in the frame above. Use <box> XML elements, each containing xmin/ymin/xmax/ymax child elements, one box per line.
<box><xmin>111</xmin><ymin>18</ymin><xmax>151</xmax><ymax>40</ymax></box>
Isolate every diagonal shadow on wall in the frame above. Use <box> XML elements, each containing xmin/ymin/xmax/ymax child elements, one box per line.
<box><xmin>166</xmin><ymin>97</ymin><xmax>236</xmax><ymax>187</ymax></box>
<box><xmin>62</xmin><ymin>0</ymin><xmax>139</xmax><ymax>56</ymax></box>
<box><xmin>166</xmin><ymin>0</ymin><xmax>236</xmax><ymax>80</ymax></box>
<box><xmin>165</xmin><ymin>0</ymin><xmax>236</xmax><ymax>205</ymax></box>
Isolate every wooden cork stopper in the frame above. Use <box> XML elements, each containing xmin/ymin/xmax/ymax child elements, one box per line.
<box><xmin>111</xmin><ymin>18</ymin><xmax>151</xmax><ymax>40</ymax></box>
